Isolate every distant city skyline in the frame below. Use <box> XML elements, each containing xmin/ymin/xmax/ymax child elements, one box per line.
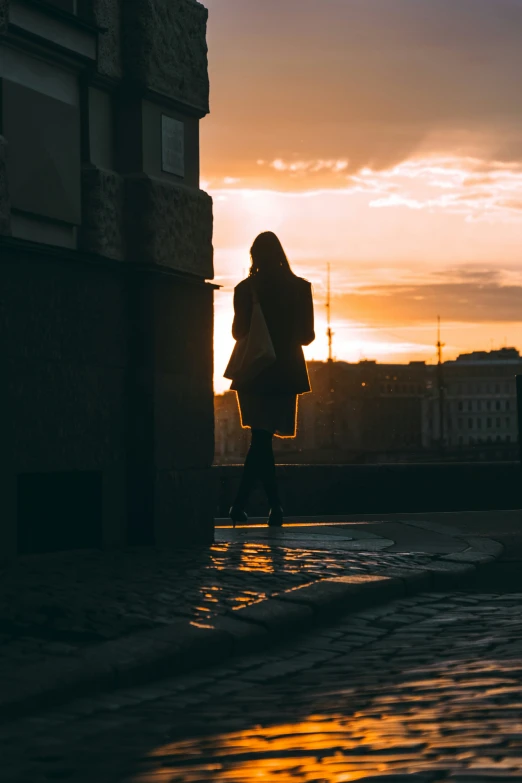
<box><xmin>201</xmin><ymin>1</ymin><xmax>522</xmax><ymax>392</ymax></box>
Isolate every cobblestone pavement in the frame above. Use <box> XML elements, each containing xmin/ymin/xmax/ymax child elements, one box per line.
<box><xmin>0</xmin><ymin>534</ymin><xmax>437</xmax><ymax>676</ymax></box>
<box><xmin>4</xmin><ymin>589</ymin><xmax>522</xmax><ymax>782</ymax></box>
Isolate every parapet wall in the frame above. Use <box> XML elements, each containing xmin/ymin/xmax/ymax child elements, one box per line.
<box><xmin>215</xmin><ymin>462</ymin><xmax>521</xmax><ymax>517</ymax></box>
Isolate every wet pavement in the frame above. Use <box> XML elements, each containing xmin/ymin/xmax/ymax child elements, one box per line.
<box><xmin>3</xmin><ymin>587</ymin><xmax>522</xmax><ymax>782</ymax></box>
<box><xmin>0</xmin><ymin>518</ymin><xmax>473</xmax><ymax>683</ymax></box>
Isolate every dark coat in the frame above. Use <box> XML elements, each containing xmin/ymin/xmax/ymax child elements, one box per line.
<box><xmin>230</xmin><ymin>274</ymin><xmax>315</xmax><ymax>394</ymax></box>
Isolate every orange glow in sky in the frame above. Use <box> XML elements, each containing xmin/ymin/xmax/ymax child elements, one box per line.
<box><xmin>201</xmin><ymin>1</ymin><xmax>522</xmax><ymax>393</ymax></box>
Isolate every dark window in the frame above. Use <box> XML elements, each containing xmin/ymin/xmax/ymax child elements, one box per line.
<box><xmin>17</xmin><ymin>471</ymin><xmax>102</xmax><ymax>554</ymax></box>
<box><xmin>496</xmin><ymin>418</ymin><xmax>501</xmax><ymax>427</ymax></box>
<box><xmin>486</xmin><ymin>400</ymin><xmax>491</xmax><ymax>411</ymax></box>
<box><xmin>458</xmin><ymin>418</ymin><xmax>463</xmax><ymax>430</ymax></box>
<box><xmin>458</xmin><ymin>401</ymin><xmax>463</xmax><ymax>412</ymax></box>
<box><xmin>487</xmin><ymin>418</ymin><xmax>492</xmax><ymax>428</ymax></box>
<box><xmin>506</xmin><ymin>400</ymin><xmax>511</xmax><ymax>411</ymax></box>
<box><xmin>468</xmin><ymin>418</ymin><xmax>473</xmax><ymax>429</ymax></box>
<box><xmin>496</xmin><ymin>401</ymin><xmax>501</xmax><ymax>411</ymax></box>
<box><xmin>506</xmin><ymin>418</ymin><xmax>511</xmax><ymax>427</ymax></box>
<box><xmin>477</xmin><ymin>418</ymin><xmax>482</xmax><ymax>429</ymax></box>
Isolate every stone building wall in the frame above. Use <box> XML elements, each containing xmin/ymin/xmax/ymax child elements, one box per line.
<box><xmin>80</xmin><ymin>168</ymin><xmax>125</xmax><ymax>260</ymax></box>
<box><xmin>0</xmin><ymin>0</ymin><xmax>7</xmax><ymax>34</ymax></box>
<box><xmin>0</xmin><ymin>0</ymin><xmax>214</xmax><ymax>556</ymax></box>
<box><xmin>93</xmin><ymin>0</ymin><xmax>123</xmax><ymax>80</ymax></box>
<box><xmin>0</xmin><ymin>135</ymin><xmax>10</xmax><ymax>235</ymax></box>
<box><xmin>122</xmin><ymin>0</ymin><xmax>209</xmax><ymax>112</ymax></box>
<box><xmin>125</xmin><ymin>175</ymin><xmax>213</xmax><ymax>276</ymax></box>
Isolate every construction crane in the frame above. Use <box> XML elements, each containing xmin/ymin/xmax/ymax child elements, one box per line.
<box><xmin>326</xmin><ymin>263</ymin><xmax>334</xmax><ymax>363</ymax></box>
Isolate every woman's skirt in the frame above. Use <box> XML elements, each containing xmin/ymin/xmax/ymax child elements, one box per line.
<box><xmin>237</xmin><ymin>392</ymin><xmax>298</xmax><ymax>438</ymax></box>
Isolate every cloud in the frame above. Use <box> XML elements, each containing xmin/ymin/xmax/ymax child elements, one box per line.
<box><xmin>204</xmin><ymin>0</ymin><xmax>522</xmax><ymax>181</ymax></box>
<box><xmin>335</xmin><ymin>279</ymin><xmax>522</xmax><ymax>325</ymax></box>
<box><xmin>268</xmin><ymin>159</ymin><xmax>349</xmax><ymax>175</ymax></box>
<box><xmin>209</xmin><ymin>156</ymin><xmax>522</xmax><ymax>225</ymax></box>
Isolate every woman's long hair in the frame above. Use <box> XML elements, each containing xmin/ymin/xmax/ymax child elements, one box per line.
<box><xmin>249</xmin><ymin>232</ymin><xmax>296</xmax><ymax>279</ymax></box>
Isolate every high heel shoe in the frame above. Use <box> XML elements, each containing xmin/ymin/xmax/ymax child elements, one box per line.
<box><xmin>229</xmin><ymin>506</ymin><xmax>248</xmax><ymax>528</ymax></box>
<box><xmin>268</xmin><ymin>506</ymin><xmax>284</xmax><ymax>527</ymax></box>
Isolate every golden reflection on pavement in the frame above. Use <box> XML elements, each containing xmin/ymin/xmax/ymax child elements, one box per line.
<box><xmin>138</xmin><ymin>715</ymin><xmax>400</xmax><ymax>782</ymax></box>
<box><xmin>238</xmin><ymin>543</ymin><xmax>276</xmax><ymax>574</ymax></box>
<box><xmin>130</xmin><ymin>655</ymin><xmax>522</xmax><ymax>783</ymax></box>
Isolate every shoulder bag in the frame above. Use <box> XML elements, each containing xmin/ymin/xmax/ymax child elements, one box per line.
<box><xmin>224</xmin><ymin>284</ymin><xmax>276</xmax><ymax>384</ymax></box>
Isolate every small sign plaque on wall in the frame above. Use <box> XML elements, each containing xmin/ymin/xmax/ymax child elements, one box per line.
<box><xmin>161</xmin><ymin>115</ymin><xmax>185</xmax><ymax>177</ymax></box>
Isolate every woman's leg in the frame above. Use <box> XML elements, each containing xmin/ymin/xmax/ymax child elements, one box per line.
<box><xmin>256</xmin><ymin>430</ymin><xmax>281</xmax><ymax>509</ymax></box>
<box><xmin>233</xmin><ymin>428</ymin><xmax>265</xmax><ymax>510</ymax></box>
<box><xmin>233</xmin><ymin>428</ymin><xmax>281</xmax><ymax>512</ymax></box>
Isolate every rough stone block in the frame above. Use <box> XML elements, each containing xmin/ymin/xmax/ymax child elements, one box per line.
<box><xmin>211</xmin><ymin>616</ymin><xmax>269</xmax><ymax>655</ymax></box>
<box><xmin>79</xmin><ymin>166</ymin><xmax>125</xmax><ymax>260</ymax></box>
<box><xmin>463</xmin><ymin>536</ymin><xmax>504</xmax><ymax>557</ymax></box>
<box><xmin>58</xmin><ymin>266</ymin><xmax>128</xmax><ymax>367</ymax></box>
<box><xmin>125</xmin><ymin>175</ymin><xmax>213</xmax><ymax>278</ymax></box>
<box><xmin>154</xmin><ymin>468</ymin><xmax>215</xmax><ymax>547</ymax></box>
<box><xmin>1</xmin><ymin>622</ymin><xmax>233</xmax><ymax>718</ymax></box>
<box><xmin>423</xmin><ymin>561</ymin><xmax>477</xmax><ymax>590</ymax></box>
<box><xmin>101</xmin><ymin>621</ymin><xmax>232</xmax><ymax>687</ymax></box>
<box><xmin>276</xmin><ymin>575</ymin><xmax>405</xmax><ymax>619</ymax></box>
<box><xmin>0</xmin><ymin>135</ymin><xmax>11</xmax><ymax>235</ymax></box>
<box><xmin>9</xmin><ymin>359</ymin><xmax>126</xmax><ymax>471</ymax></box>
<box><xmin>0</xmin><ymin>262</ymin><xmax>61</xmax><ymax>361</ymax></box>
<box><xmin>142</xmin><ymin>274</ymin><xmax>214</xmax><ymax>376</ymax></box>
<box><xmin>0</xmin><ymin>0</ymin><xmax>7</xmax><ymax>33</ymax></box>
<box><xmin>378</xmin><ymin>567</ymin><xmax>433</xmax><ymax>595</ymax></box>
<box><xmin>232</xmin><ymin>597</ymin><xmax>314</xmax><ymax>633</ymax></box>
<box><xmin>122</xmin><ymin>0</ymin><xmax>209</xmax><ymax>112</ymax></box>
<box><xmin>93</xmin><ymin>0</ymin><xmax>122</xmax><ymax>80</ymax></box>
<box><xmin>0</xmin><ymin>255</ymin><xmax>127</xmax><ymax>367</ymax></box>
<box><xmin>154</xmin><ymin>373</ymin><xmax>214</xmax><ymax>469</ymax></box>
<box><xmin>442</xmin><ymin>551</ymin><xmax>494</xmax><ymax>565</ymax></box>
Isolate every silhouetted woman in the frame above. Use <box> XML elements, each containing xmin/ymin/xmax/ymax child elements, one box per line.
<box><xmin>228</xmin><ymin>231</ymin><xmax>315</xmax><ymax>527</ymax></box>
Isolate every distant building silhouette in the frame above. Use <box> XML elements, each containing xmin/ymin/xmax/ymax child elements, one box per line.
<box><xmin>216</xmin><ymin>360</ymin><xmax>431</xmax><ymax>464</ymax></box>
<box><xmin>216</xmin><ymin>350</ymin><xmax>521</xmax><ymax>464</ymax></box>
<box><xmin>214</xmin><ymin>392</ymin><xmax>250</xmax><ymax>464</ymax></box>
<box><xmin>423</xmin><ymin>348</ymin><xmax>522</xmax><ymax>453</ymax></box>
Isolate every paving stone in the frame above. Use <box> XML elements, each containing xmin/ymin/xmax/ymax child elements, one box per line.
<box><xmin>4</xmin><ymin>590</ymin><xmax>521</xmax><ymax>782</ymax></box>
<box><xmin>0</xmin><ymin>534</ymin><xmax>451</xmax><ymax>707</ymax></box>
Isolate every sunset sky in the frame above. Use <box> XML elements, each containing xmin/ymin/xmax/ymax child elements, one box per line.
<box><xmin>201</xmin><ymin>0</ymin><xmax>522</xmax><ymax>393</ymax></box>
